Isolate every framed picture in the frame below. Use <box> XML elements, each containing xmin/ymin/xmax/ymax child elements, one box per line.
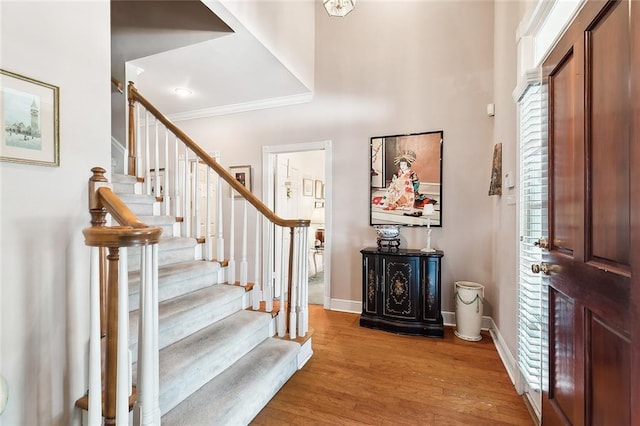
<box><xmin>1</xmin><ymin>69</ymin><xmax>59</xmax><ymax>166</ymax></box>
<box><xmin>314</xmin><ymin>180</ymin><xmax>324</xmax><ymax>199</ymax></box>
<box><xmin>303</xmin><ymin>178</ymin><xmax>313</xmax><ymax>197</ymax></box>
<box><xmin>371</xmin><ymin>137</ymin><xmax>385</xmax><ymax>188</ymax></box>
<box><xmin>229</xmin><ymin>165</ymin><xmax>251</xmax><ymax>198</ymax></box>
<box><xmin>370</xmin><ymin>130</ymin><xmax>443</xmax><ymax>227</ymax></box>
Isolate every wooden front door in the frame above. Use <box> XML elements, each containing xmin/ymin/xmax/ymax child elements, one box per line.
<box><xmin>542</xmin><ymin>1</ymin><xmax>639</xmax><ymax>424</ymax></box>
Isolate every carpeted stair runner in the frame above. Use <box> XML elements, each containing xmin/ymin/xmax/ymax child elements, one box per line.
<box><xmin>111</xmin><ymin>173</ymin><xmax>305</xmax><ymax>425</ymax></box>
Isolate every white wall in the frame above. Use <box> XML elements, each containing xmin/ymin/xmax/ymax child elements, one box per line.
<box><xmin>176</xmin><ymin>1</ymin><xmax>496</xmax><ymax>312</ymax></box>
<box><xmin>217</xmin><ymin>0</ymin><xmax>315</xmax><ymax>92</ymax></box>
<box><xmin>0</xmin><ymin>2</ymin><xmax>111</xmax><ymax>425</ymax></box>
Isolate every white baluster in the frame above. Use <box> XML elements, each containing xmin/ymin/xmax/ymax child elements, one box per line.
<box><xmin>88</xmin><ymin>247</ymin><xmax>102</xmax><ymax>426</ymax></box>
<box><xmin>216</xmin><ymin>173</ymin><xmax>224</xmax><ymax>262</ymax></box>
<box><xmin>228</xmin><ymin>188</ymin><xmax>236</xmax><ymax>284</ymax></box>
<box><xmin>265</xmin><ymin>220</ymin><xmax>273</xmax><ymax>312</ymax></box>
<box><xmin>151</xmin><ymin>244</ymin><xmax>161</xmax><ymax>424</ymax></box>
<box><xmin>173</xmin><ymin>136</ymin><xmax>179</xmax><ymax>220</ymax></box>
<box><xmin>192</xmin><ymin>161</ymin><xmax>199</xmax><ymax>239</ymax></box>
<box><xmin>182</xmin><ymin>148</ymin><xmax>189</xmax><ymax>237</ymax></box>
<box><xmin>299</xmin><ymin>229</ymin><xmax>309</xmax><ymax>335</ymax></box>
<box><xmin>135</xmin><ymin>103</ymin><xmax>141</xmax><ymax>177</ymax></box>
<box><xmin>289</xmin><ymin>229</ymin><xmax>298</xmax><ymax>339</ymax></box>
<box><xmin>206</xmin><ymin>167</ymin><xmax>212</xmax><ymax>261</ymax></box>
<box><xmin>144</xmin><ymin>112</ymin><xmax>150</xmax><ymax>195</ymax></box>
<box><xmin>116</xmin><ymin>247</ymin><xmax>129</xmax><ymax>425</ymax></box>
<box><xmin>137</xmin><ymin>246</ymin><xmax>152</xmax><ymax>425</ymax></box>
<box><xmin>153</xmin><ymin>120</ymin><xmax>159</xmax><ymax>200</ymax></box>
<box><xmin>164</xmin><ymin>130</ymin><xmax>170</xmax><ymax>215</ymax></box>
<box><xmin>240</xmin><ymin>200</ymin><xmax>248</xmax><ymax>286</ymax></box>
<box><xmin>252</xmin><ymin>212</ymin><xmax>261</xmax><ymax>310</ymax></box>
<box><xmin>277</xmin><ymin>226</ymin><xmax>286</xmax><ymax>337</ymax></box>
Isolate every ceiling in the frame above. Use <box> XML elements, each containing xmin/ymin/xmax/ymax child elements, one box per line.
<box><xmin>111</xmin><ymin>0</ymin><xmax>311</xmax><ymax>120</ymax></box>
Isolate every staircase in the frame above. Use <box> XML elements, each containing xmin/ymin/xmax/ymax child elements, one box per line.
<box><xmin>112</xmin><ymin>173</ymin><xmax>309</xmax><ymax>425</ymax></box>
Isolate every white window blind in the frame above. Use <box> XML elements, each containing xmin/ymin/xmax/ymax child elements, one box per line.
<box><xmin>518</xmin><ymin>82</ymin><xmax>548</xmax><ymax>402</ymax></box>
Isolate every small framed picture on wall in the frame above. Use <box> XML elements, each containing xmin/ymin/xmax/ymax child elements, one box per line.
<box><xmin>314</xmin><ymin>180</ymin><xmax>324</xmax><ymax>199</ymax></box>
<box><xmin>229</xmin><ymin>164</ymin><xmax>251</xmax><ymax>198</ymax></box>
<box><xmin>303</xmin><ymin>178</ymin><xmax>313</xmax><ymax>197</ymax></box>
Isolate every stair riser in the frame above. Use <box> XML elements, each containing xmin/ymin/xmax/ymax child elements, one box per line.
<box><xmin>128</xmin><ymin>246</ymin><xmax>196</xmax><ymax>270</ymax></box>
<box><xmin>112</xmin><ymin>181</ymin><xmax>136</xmax><ymax>195</ymax></box>
<box><xmin>126</xmin><ymin>202</ymin><xmax>155</xmax><ymax>217</ymax></box>
<box><xmin>161</xmin><ymin>337</ymin><xmax>301</xmax><ymax>425</ymax></box>
<box><xmin>129</xmin><ymin>294</ymin><xmax>244</xmax><ymax>364</ymax></box>
<box><xmin>129</xmin><ymin>272</ymin><xmax>219</xmax><ymax>311</ymax></box>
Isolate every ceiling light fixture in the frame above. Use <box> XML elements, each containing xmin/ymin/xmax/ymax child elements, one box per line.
<box><xmin>174</xmin><ymin>87</ymin><xmax>192</xmax><ymax>96</ymax></box>
<box><xmin>323</xmin><ymin>0</ymin><xmax>355</xmax><ymax>17</ymax></box>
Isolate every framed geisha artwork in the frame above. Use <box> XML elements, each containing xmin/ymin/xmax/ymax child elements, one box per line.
<box><xmin>370</xmin><ymin>130</ymin><xmax>443</xmax><ymax>227</ymax></box>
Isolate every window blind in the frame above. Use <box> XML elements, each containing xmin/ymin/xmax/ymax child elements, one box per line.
<box><xmin>518</xmin><ymin>82</ymin><xmax>548</xmax><ymax>400</ymax></box>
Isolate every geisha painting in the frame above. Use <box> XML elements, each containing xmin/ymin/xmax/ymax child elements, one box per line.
<box><xmin>370</xmin><ymin>131</ymin><xmax>443</xmax><ymax>227</ymax></box>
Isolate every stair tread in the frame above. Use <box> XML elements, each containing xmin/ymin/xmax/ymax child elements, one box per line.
<box><xmin>129</xmin><ymin>236</ymin><xmax>196</xmax><ymax>253</ymax></box>
<box><xmin>162</xmin><ymin>337</ymin><xmax>300</xmax><ymax>425</ymax></box>
<box><xmin>155</xmin><ymin>309</ymin><xmax>275</xmax><ymax>414</ymax></box>
<box><xmin>137</xmin><ymin>215</ymin><xmax>177</xmax><ymax>226</ymax></box>
<box><xmin>129</xmin><ymin>260</ymin><xmax>220</xmax><ymax>285</ymax></box>
<box><xmin>129</xmin><ymin>284</ymin><xmax>246</xmax><ymax>362</ymax></box>
<box><xmin>117</xmin><ymin>193</ymin><xmax>156</xmax><ymax>204</ymax></box>
<box><xmin>112</xmin><ymin>173</ymin><xmax>137</xmax><ymax>183</ymax></box>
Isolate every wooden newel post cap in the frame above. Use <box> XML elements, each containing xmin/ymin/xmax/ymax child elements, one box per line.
<box><xmin>88</xmin><ymin>167</ymin><xmax>109</xmax><ymax>211</ymax></box>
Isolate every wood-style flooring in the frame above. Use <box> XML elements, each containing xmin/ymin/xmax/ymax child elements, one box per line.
<box><xmin>252</xmin><ymin>305</ymin><xmax>536</xmax><ymax>426</ymax></box>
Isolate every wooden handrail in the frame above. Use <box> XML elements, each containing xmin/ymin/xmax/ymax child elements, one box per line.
<box><xmin>111</xmin><ymin>77</ymin><xmax>123</xmax><ymax>94</ymax></box>
<box><xmin>127</xmin><ymin>82</ymin><xmax>309</xmax><ymax>230</ymax></box>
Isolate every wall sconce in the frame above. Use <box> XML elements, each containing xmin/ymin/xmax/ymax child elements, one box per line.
<box><xmin>323</xmin><ymin>0</ymin><xmax>356</xmax><ymax>17</ymax></box>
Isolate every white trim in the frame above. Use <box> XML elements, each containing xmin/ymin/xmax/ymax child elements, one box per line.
<box><xmin>263</xmin><ymin>140</ymin><xmax>333</xmax><ymax>310</ymax></box>
<box><xmin>490</xmin><ymin>317</ymin><xmax>542</xmax><ymax>422</ymax></box>
<box><xmin>297</xmin><ymin>338</ymin><xmax>313</xmax><ymax>368</ymax></box>
<box><xmin>167</xmin><ymin>92</ymin><xmax>313</xmax><ymax>122</ymax></box>
<box><xmin>512</xmin><ymin>68</ymin><xmax>543</xmax><ymax>103</ymax></box>
<box><xmin>329</xmin><ymin>298</ymin><xmax>360</xmax><ymax>314</ymax></box>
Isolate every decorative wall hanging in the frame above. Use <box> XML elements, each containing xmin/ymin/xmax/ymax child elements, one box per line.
<box><xmin>1</xmin><ymin>69</ymin><xmax>59</xmax><ymax>166</ymax></box>
<box><xmin>488</xmin><ymin>143</ymin><xmax>502</xmax><ymax>196</ymax></box>
<box><xmin>302</xmin><ymin>178</ymin><xmax>313</xmax><ymax>197</ymax></box>
<box><xmin>229</xmin><ymin>164</ymin><xmax>251</xmax><ymax>198</ymax></box>
<box><xmin>314</xmin><ymin>180</ymin><xmax>324</xmax><ymax>199</ymax></box>
<box><xmin>370</xmin><ymin>130</ymin><xmax>443</xmax><ymax>227</ymax></box>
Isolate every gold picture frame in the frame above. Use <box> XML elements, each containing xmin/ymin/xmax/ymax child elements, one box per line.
<box><xmin>1</xmin><ymin>69</ymin><xmax>59</xmax><ymax>166</ymax></box>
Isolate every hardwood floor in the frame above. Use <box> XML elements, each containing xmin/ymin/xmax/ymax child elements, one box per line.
<box><xmin>252</xmin><ymin>305</ymin><xmax>535</xmax><ymax>426</ymax></box>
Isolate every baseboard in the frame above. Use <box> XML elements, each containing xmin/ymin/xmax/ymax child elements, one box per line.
<box><xmin>329</xmin><ymin>298</ymin><xmax>360</xmax><ymax>313</ymax></box>
<box><xmin>297</xmin><ymin>338</ymin><xmax>313</xmax><ymax>368</ymax></box>
<box><xmin>488</xmin><ymin>317</ymin><xmax>521</xmax><ymax>388</ymax></box>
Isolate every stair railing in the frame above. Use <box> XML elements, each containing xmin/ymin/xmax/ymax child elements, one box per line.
<box><xmin>127</xmin><ymin>82</ymin><xmax>311</xmax><ymax>340</ymax></box>
<box><xmin>76</xmin><ymin>167</ymin><xmax>163</xmax><ymax>425</ymax></box>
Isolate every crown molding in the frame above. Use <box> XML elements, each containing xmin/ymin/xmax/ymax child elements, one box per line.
<box><xmin>167</xmin><ymin>91</ymin><xmax>313</xmax><ymax>122</ymax></box>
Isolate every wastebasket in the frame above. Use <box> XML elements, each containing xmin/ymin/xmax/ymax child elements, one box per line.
<box><xmin>454</xmin><ymin>281</ymin><xmax>484</xmax><ymax>341</ymax></box>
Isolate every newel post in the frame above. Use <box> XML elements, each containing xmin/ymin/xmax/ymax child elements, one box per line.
<box><xmin>127</xmin><ymin>82</ymin><xmax>137</xmax><ymax>177</ymax></box>
<box><xmin>89</xmin><ymin>167</ymin><xmax>109</xmax><ymax>337</ymax></box>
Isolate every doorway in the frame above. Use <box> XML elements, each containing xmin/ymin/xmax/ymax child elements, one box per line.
<box><xmin>263</xmin><ymin>141</ymin><xmax>332</xmax><ymax>309</ymax></box>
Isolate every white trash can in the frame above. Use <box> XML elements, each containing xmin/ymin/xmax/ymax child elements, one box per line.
<box><xmin>454</xmin><ymin>281</ymin><xmax>484</xmax><ymax>341</ymax></box>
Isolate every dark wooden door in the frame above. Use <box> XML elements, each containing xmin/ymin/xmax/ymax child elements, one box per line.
<box><xmin>542</xmin><ymin>1</ymin><xmax>639</xmax><ymax>424</ymax></box>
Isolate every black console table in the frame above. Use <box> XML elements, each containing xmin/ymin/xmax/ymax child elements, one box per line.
<box><xmin>360</xmin><ymin>247</ymin><xmax>444</xmax><ymax>337</ymax></box>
